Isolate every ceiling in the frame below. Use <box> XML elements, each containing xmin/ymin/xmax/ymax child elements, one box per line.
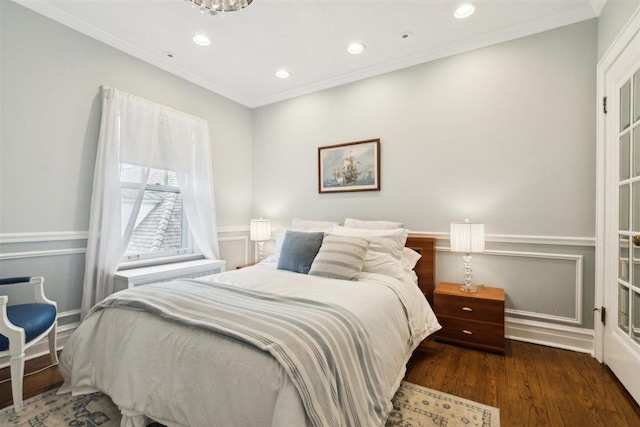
<box><xmin>14</xmin><ymin>0</ymin><xmax>603</xmax><ymax>108</ymax></box>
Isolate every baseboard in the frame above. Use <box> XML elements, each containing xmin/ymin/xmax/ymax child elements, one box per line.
<box><xmin>506</xmin><ymin>316</ymin><xmax>594</xmax><ymax>355</ymax></box>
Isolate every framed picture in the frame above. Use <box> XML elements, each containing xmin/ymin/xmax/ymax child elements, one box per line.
<box><xmin>318</xmin><ymin>139</ymin><xmax>380</xmax><ymax>193</ymax></box>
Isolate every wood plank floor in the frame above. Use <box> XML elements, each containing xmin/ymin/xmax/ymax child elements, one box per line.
<box><xmin>0</xmin><ymin>351</ymin><xmax>63</xmax><ymax>410</ymax></box>
<box><xmin>408</xmin><ymin>340</ymin><xmax>640</xmax><ymax>426</ymax></box>
<box><xmin>1</xmin><ymin>341</ymin><xmax>639</xmax><ymax>426</ymax></box>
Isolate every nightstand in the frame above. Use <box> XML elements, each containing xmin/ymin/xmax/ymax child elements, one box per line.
<box><xmin>434</xmin><ymin>282</ymin><xmax>505</xmax><ymax>354</ymax></box>
<box><xmin>236</xmin><ymin>262</ymin><xmax>257</xmax><ymax>269</ymax></box>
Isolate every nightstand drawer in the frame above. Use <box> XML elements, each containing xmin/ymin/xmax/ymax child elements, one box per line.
<box><xmin>437</xmin><ymin>316</ymin><xmax>505</xmax><ymax>352</ymax></box>
<box><xmin>434</xmin><ymin>293</ymin><xmax>503</xmax><ymax>324</ymax></box>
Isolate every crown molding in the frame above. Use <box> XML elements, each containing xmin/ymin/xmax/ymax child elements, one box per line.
<box><xmin>249</xmin><ymin>4</ymin><xmax>598</xmax><ymax>108</ymax></box>
<box><xmin>590</xmin><ymin>0</ymin><xmax>607</xmax><ymax>16</ymax></box>
<box><xmin>10</xmin><ymin>0</ymin><xmax>252</xmax><ymax>107</ymax></box>
<box><xmin>11</xmin><ymin>0</ymin><xmax>597</xmax><ymax>109</ymax></box>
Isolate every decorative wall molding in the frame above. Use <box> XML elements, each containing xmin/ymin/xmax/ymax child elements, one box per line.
<box><xmin>218</xmin><ymin>235</ymin><xmax>251</xmax><ymax>265</ymax></box>
<box><xmin>0</xmin><ymin>230</ymin><xmax>596</xmax><ymax>247</ymax></box>
<box><xmin>1</xmin><ymin>228</ymin><xmax>592</xmax><ymax>356</ymax></box>
<box><xmin>492</xmin><ymin>249</ymin><xmax>583</xmax><ymax>325</ymax></box>
<box><xmin>437</xmin><ymin>246</ymin><xmax>584</xmax><ymax>325</ymax></box>
<box><xmin>410</xmin><ymin>231</ymin><xmax>595</xmax><ymax>247</ymax></box>
<box><xmin>0</xmin><ymin>231</ymin><xmax>89</xmax><ymax>243</ymax></box>
<box><xmin>0</xmin><ymin>248</ymin><xmax>86</xmax><ymax>260</ymax></box>
<box><xmin>217</xmin><ymin>226</ymin><xmax>250</xmax><ymax>234</ymax></box>
<box><xmin>506</xmin><ymin>316</ymin><xmax>594</xmax><ymax>355</ymax></box>
<box><xmin>0</xmin><ymin>229</ymin><xmax>250</xmax><ymax>261</ymax></box>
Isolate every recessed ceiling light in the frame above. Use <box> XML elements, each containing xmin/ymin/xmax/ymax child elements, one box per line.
<box><xmin>193</xmin><ymin>34</ymin><xmax>211</xmax><ymax>46</ymax></box>
<box><xmin>454</xmin><ymin>4</ymin><xmax>475</xmax><ymax>19</ymax></box>
<box><xmin>276</xmin><ymin>70</ymin><xmax>290</xmax><ymax>79</ymax></box>
<box><xmin>347</xmin><ymin>42</ymin><xmax>366</xmax><ymax>55</ymax></box>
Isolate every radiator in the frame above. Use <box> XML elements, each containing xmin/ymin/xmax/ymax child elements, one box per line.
<box><xmin>114</xmin><ymin>259</ymin><xmax>226</xmax><ymax>292</ymax></box>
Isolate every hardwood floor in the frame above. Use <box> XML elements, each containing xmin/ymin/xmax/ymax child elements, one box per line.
<box><xmin>0</xmin><ymin>351</ymin><xmax>63</xmax><ymax>410</ymax></box>
<box><xmin>408</xmin><ymin>340</ymin><xmax>640</xmax><ymax>426</ymax></box>
<box><xmin>1</xmin><ymin>341</ymin><xmax>639</xmax><ymax>426</ymax></box>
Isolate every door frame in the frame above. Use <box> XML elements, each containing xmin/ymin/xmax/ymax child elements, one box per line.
<box><xmin>595</xmin><ymin>7</ymin><xmax>640</xmax><ymax>363</ymax></box>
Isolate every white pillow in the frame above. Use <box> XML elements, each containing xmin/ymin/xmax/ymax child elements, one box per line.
<box><xmin>270</xmin><ymin>228</ymin><xmax>288</xmax><ymax>261</ymax></box>
<box><xmin>344</xmin><ymin>218</ymin><xmax>404</xmax><ymax>229</ymax></box>
<box><xmin>291</xmin><ymin>218</ymin><xmax>339</xmax><ymax>232</ymax></box>
<box><xmin>401</xmin><ymin>247</ymin><xmax>422</xmax><ymax>271</ymax></box>
<box><xmin>329</xmin><ymin>226</ymin><xmax>408</xmax><ymax>260</ymax></box>
<box><xmin>362</xmin><ymin>251</ymin><xmax>405</xmax><ymax>279</ymax></box>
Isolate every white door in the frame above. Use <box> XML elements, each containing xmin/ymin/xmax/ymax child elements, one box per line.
<box><xmin>602</xmin><ymin>16</ymin><xmax>640</xmax><ymax>405</ymax></box>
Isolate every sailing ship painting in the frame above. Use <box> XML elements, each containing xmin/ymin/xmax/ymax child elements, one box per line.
<box><xmin>318</xmin><ymin>139</ymin><xmax>380</xmax><ymax>193</ymax></box>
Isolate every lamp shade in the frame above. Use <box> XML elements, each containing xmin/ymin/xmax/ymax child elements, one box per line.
<box><xmin>250</xmin><ymin>219</ymin><xmax>271</xmax><ymax>241</ymax></box>
<box><xmin>450</xmin><ymin>221</ymin><xmax>485</xmax><ymax>253</ymax></box>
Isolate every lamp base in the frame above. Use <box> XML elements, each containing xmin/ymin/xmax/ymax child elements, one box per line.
<box><xmin>459</xmin><ymin>284</ymin><xmax>478</xmax><ymax>293</ymax></box>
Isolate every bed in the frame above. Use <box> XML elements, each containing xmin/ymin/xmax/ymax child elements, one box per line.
<box><xmin>59</xmin><ymin>230</ymin><xmax>440</xmax><ymax>427</ymax></box>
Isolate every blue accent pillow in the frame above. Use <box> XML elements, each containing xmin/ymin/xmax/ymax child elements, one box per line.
<box><xmin>277</xmin><ymin>231</ymin><xmax>325</xmax><ymax>274</ymax></box>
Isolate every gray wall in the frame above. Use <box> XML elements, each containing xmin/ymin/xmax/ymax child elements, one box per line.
<box><xmin>253</xmin><ymin>20</ymin><xmax>597</xmax><ymax>237</ymax></box>
<box><xmin>0</xmin><ymin>2</ymin><xmax>254</xmax><ymax>321</ymax></box>
<box><xmin>0</xmin><ymin>0</ymin><xmax>607</xmax><ymax>353</ymax></box>
<box><xmin>253</xmin><ymin>20</ymin><xmax>598</xmax><ymax>342</ymax></box>
<box><xmin>597</xmin><ymin>0</ymin><xmax>640</xmax><ymax>61</ymax></box>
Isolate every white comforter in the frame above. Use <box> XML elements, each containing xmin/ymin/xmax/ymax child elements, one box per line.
<box><xmin>59</xmin><ymin>263</ymin><xmax>441</xmax><ymax>427</ymax></box>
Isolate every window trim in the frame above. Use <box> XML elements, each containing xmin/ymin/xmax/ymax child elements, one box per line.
<box><xmin>119</xmin><ymin>165</ymin><xmax>195</xmax><ymax>266</ymax></box>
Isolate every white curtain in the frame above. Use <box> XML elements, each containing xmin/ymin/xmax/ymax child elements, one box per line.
<box><xmin>81</xmin><ymin>87</ymin><xmax>220</xmax><ymax>319</ymax></box>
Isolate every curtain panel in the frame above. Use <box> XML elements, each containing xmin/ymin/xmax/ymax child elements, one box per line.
<box><xmin>81</xmin><ymin>87</ymin><xmax>219</xmax><ymax>319</ymax></box>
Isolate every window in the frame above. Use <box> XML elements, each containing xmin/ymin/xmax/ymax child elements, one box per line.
<box><xmin>120</xmin><ymin>163</ymin><xmax>193</xmax><ymax>262</ymax></box>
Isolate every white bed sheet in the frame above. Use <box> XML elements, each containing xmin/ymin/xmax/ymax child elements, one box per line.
<box><xmin>59</xmin><ymin>263</ymin><xmax>440</xmax><ymax>427</ymax></box>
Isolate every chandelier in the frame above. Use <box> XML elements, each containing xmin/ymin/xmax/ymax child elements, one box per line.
<box><xmin>187</xmin><ymin>0</ymin><xmax>253</xmax><ymax>16</ymax></box>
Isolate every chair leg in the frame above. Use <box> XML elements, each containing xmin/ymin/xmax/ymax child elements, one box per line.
<box><xmin>10</xmin><ymin>353</ymin><xmax>25</xmax><ymax>413</ymax></box>
<box><xmin>48</xmin><ymin>322</ymin><xmax>58</xmax><ymax>364</ymax></box>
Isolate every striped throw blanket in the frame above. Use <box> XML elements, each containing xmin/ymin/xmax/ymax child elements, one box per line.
<box><xmin>88</xmin><ymin>280</ymin><xmax>391</xmax><ymax>427</ymax></box>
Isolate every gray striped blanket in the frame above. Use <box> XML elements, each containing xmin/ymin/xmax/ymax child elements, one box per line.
<box><xmin>88</xmin><ymin>279</ymin><xmax>391</xmax><ymax>427</ymax></box>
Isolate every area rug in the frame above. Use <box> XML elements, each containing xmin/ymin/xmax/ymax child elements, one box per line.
<box><xmin>0</xmin><ymin>381</ymin><xmax>500</xmax><ymax>427</ymax></box>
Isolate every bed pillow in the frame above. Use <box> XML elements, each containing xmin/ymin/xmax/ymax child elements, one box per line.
<box><xmin>329</xmin><ymin>226</ymin><xmax>409</xmax><ymax>260</ymax></box>
<box><xmin>308</xmin><ymin>235</ymin><xmax>369</xmax><ymax>281</ymax></box>
<box><xmin>401</xmin><ymin>247</ymin><xmax>422</xmax><ymax>271</ymax></box>
<box><xmin>265</xmin><ymin>228</ymin><xmax>288</xmax><ymax>262</ymax></box>
<box><xmin>277</xmin><ymin>231</ymin><xmax>324</xmax><ymax>274</ymax></box>
<box><xmin>343</xmin><ymin>218</ymin><xmax>404</xmax><ymax>229</ymax></box>
<box><xmin>362</xmin><ymin>251</ymin><xmax>405</xmax><ymax>279</ymax></box>
<box><xmin>291</xmin><ymin>218</ymin><xmax>339</xmax><ymax>232</ymax></box>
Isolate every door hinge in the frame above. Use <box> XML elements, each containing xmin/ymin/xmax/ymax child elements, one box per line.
<box><xmin>603</xmin><ymin>96</ymin><xmax>608</xmax><ymax>114</ymax></box>
<box><xmin>595</xmin><ymin>306</ymin><xmax>606</xmax><ymax>325</ymax></box>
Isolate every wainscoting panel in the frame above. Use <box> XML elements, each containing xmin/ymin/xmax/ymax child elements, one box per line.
<box><xmin>219</xmin><ymin>235</ymin><xmax>251</xmax><ymax>269</ymax></box>
<box><xmin>0</xmin><ymin>230</ymin><xmax>597</xmax><ymax>361</ymax></box>
<box><xmin>437</xmin><ymin>247</ymin><xmax>587</xmax><ymax>325</ymax></box>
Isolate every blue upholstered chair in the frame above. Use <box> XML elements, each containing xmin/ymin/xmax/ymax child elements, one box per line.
<box><xmin>0</xmin><ymin>277</ymin><xmax>58</xmax><ymax>412</ymax></box>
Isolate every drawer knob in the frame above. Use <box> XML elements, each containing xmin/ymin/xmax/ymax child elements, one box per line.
<box><xmin>462</xmin><ymin>330</ymin><xmax>473</xmax><ymax>335</ymax></box>
<box><xmin>462</xmin><ymin>307</ymin><xmax>473</xmax><ymax>312</ymax></box>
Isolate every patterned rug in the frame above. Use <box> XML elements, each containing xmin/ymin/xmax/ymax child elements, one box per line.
<box><xmin>0</xmin><ymin>381</ymin><xmax>500</xmax><ymax>427</ymax></box>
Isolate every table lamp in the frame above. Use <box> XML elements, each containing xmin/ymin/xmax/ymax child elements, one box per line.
<box><xmin>450</xmin><ymin>219</ymin><xmax>485</xmax><ymax>292</ymax></box>
<box><xmin>250</xmin><ymin>218</ymin><xmax>271</xmax><ymax>261</ymax></box>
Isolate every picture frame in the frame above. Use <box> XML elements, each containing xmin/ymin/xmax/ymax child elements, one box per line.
<box><xmin>318</xmin><ymin>139</ymin><xmax>380</xmax><ymax>193</ymax></box>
